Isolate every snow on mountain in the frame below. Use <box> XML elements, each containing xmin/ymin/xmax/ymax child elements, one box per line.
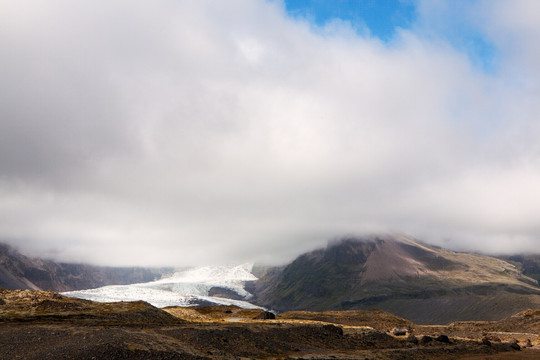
<box><xmin>62</xmin><ymin>263</ymin><xmax>262</xmax><ymax>309</ymax></box>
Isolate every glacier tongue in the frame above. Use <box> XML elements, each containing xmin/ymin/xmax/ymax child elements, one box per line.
<box><xmin>62</xmin><ymin>263</ymin><xmax>262</xmax><ymax>309</ymax></box>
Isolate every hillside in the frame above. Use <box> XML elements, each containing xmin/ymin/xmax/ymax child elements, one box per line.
<box><xmin>499</xmin><ymin>254</ymin><xmax>540</xmax><ymax>283</ymax></box>
<box><xmin>0</xmin><ymin>287</ymin><xmax>183</xmax><ymax>325</ymax></box>
<box><xmin>0</xmin><ymin>243</ymin><xmax>171</xmax><ymax>292</ymax></box>
<box><xmin>3</xmin><ymin>237</ymin><xmax>540</xmax><ymax>326</ymax></box>
<box><xmin>252</xmin><ymin>235</ymin><xmax>540</xmax><ymax>324</ymax></box>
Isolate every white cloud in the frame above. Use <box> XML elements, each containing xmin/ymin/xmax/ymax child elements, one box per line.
<box><xmin>0</xmin><ymin>0</ymin><xmax>539</xmax><ymax>266</ymax></box>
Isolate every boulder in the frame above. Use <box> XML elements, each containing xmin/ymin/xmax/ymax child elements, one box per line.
<box><xmin>322</xmin><ymin>324</ymin><xmax>343</xmax><ymax>336</ymax></box>
<box><xmin>406</xmin><ymin>334</ymin><xmax>418</xmax><ymax>344</ymax></box>
<box><xmin>490</xmin><ymin>336</ymin><xmax>501</xmax><ymax>343</ymax></box>
<box><xmin>419</xmin><ymin>335</ymin><xmax>433</xmax><ymax>345</ymax></box>
<box><xmin>391</xmin><ymin>327</ymin><xmax>407</xmax><ymax>336</ymax></box>
<box><xmin>253</xmin><ymin>311</ymin><xmax>276</xmax><ymax>320</ymax></box>
<box><xmin>435</xmin><ymin>334</ymin><xmax>450</xmax><ymax>343</ymax></box>
<box><xmin>507</xmin><ymin>338</ymin><xmax>521</xmax><ymax>351</ymax></box>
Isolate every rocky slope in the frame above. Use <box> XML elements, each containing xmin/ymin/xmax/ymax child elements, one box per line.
<box><xmin>252</xmin><ymin>235</ymin><xmax>540</xmax><ymax>324</ymax></box>
<box><xmin>0</xmin><ymin>287</ymin><xmax>183</xmax><ymax>325</ymax></box>
<box><xmin>499</xmin><ymin>254</ymin><xmax>540</xmax><ymax>283</ymax></box>
<box><xmin>0</xmin><ymin>243</ymin><xmax>171</xmax><ymax>292</ymax></box>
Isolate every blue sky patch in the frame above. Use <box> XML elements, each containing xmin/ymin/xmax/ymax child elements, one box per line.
<box><xmin>283</xmin><ymin>0</ymin><xmax>497</xmax><ymax>73</ymax></box>
<box><xmin>284</xmin><ymin>0</ymin><xmax>416</xmax><ymax>41</ymax></box>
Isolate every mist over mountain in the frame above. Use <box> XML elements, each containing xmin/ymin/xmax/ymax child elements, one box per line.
<box><xmin>251</xmin><ymin>235</ymin><xmax>540</xmax><ymax>324</ymax></box>
<box><xmin>2</xmin><ymin>1</ymin><xmax>540</xmax><ymax>266</ymax></box>
<box><xmin>2</xmin><ymin>235</ymin><xmax>540</xmax><ymax>325</ymax></box>
<box><xmin>2</xmin><ymin>1</ymin><xmax>540</xmax><ymax>356</ymax></box>
<box><xmin>0</xmin><ymin>243</ymin><xmax>171</xmax><ymax>292</ymax></box>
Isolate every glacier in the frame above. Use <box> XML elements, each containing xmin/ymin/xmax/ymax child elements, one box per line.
<box><xmin>62</xmin><ymin>263</ymin><xmax>262</xmax><ymax>309</ymax></box>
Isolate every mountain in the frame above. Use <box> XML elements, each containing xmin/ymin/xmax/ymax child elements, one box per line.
<box><xmin>3</xmin><ymin>237</ymin><xmax>540</xmax><ymax>325</ymax></box>
<box><xmin>0</xmin><ymin>242</ymin><xmax>262</xmax><ymax>309</ymax></box>
<box><xmin>0</xmin><ymin>243</ymin><xmax>171</xmax><ymax>292</ymax></box>
<box><xmin>252</xmin><ymin>235</ymin><xmax>540</xmax><ymax>324</ymax></box>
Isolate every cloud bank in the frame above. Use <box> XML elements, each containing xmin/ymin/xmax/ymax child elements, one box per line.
<box><xmin>0</xmin><ymin>0</ymin><xmax>539</xmax><ymax>266</ymax></box>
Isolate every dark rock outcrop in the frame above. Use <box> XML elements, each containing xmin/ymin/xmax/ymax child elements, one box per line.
<box><xmin>406</xmin><ymin>334</ymin><xmax>418</xmax><ymax>344</ymax></box>
<box><xmin>254</xmin><ymin>310</ymin><xmax>276</xmax><ymax>320</ymax></box>
<box><xmin>322</xmin><ymin>324</ymin><xmax>343</xmax><ymax>336</ymax></box>
<box><xmin>507</xmin><ymin>338</ymin><xmax>521</xmax><ymax>350</ymax></box>
<box><xmin>391</xmin><ymin>327</ymin><xmax>407</xmax><ymax>336</ymax></box>
<box><xmin>435</xmin><ymin>334</ymin><xmax>450</xmax><ymax>343</ymax></box>
<box><xmin>208</xmin><ymin>286</ymin><xmax>246</xmax><ymax>300</ymax></box>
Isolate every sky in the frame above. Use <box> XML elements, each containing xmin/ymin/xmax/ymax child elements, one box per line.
<box><xmin>285</xmin><ymin>0</ymin><xmax>416</xmax><ymax>41</ymax></box>
<box><xmin>1</xmin><ymin>0</ymin><xmax>540</xmax><ymax>266</ymax></box>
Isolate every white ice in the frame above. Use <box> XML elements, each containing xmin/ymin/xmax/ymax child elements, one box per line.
<box><xmin>62</xmin><ymin>263</ymin><xmax>262</xmax><ymax>309</ymax></box>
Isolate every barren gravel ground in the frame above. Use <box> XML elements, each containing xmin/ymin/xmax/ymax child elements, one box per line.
<box><xmin>0</xmin><ymin>289</ymin><xmax>538</xmax><ymax>359</ymax></box>
<box><xmin>0</xmin><ymin>322</ymin><xmax>527</xmax><ymax>360</ymax></box>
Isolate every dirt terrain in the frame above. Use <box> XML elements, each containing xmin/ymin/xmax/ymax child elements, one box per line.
<box><xmin>278</xmin><ymin>309</ymin><xmax>414</xmax><ymax>331</ymax></box>
<box><xmin>1</xmin><ymin>288</ymin><xmax>539</xmax><ymax>359</ymax></box>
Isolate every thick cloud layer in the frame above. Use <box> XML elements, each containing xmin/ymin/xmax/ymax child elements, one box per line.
<box><xmin>0</xmin><ymin>0</ymin><xmax>539</xmax><ymax>266</ymax></box>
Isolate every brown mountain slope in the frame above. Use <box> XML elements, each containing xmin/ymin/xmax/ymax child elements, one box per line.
<box><xmin>253</xmin><ymin>235</ymin><xmax>540</xmax><ymax>324</ymax></box>
<box><xmin>499</xmin><ymin>254</ymin><xmax>540</xmax><ymax>283</ymax></box>
<box><xmin>0</xmin><ymin>243</ymin><xmax>171</xmax><ymax>292</ymax></box>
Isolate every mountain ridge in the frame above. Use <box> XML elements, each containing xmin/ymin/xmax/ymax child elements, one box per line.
<box><xmin>0</xmin><ymin>242</ymin><xmax>171</xmax><ymax>292</ymax></box>
<box><xmin>251</xmin><ymin>235</ymin><xmax>540</xmax><ymax>324</ymax></box>
<box><xmin>2</xmin><ymin>236</ymin><xmax>540</xmax><ymax>324</ymax></box>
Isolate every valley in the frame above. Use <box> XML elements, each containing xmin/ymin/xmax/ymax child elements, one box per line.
<box><xmin>3</xmin><ymin>235</ymin><xmax>540</xmax><ymax>325</ymax></box>
<box><xmin>2</xmin><ymin>235</ymin><xmax>540</xmax><ymax>358</ymax></box>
